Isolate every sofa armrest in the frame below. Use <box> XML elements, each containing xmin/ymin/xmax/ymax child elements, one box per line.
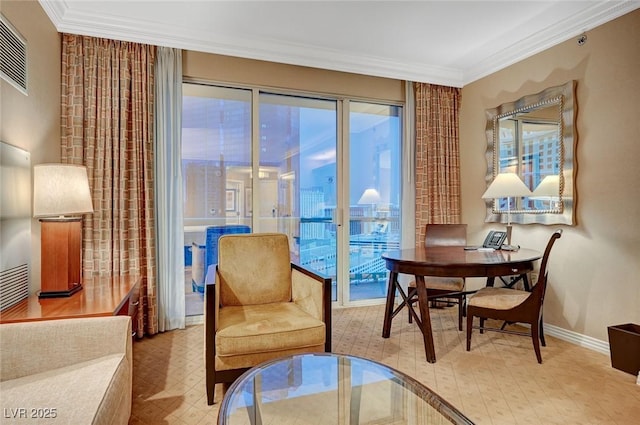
<box><xmin>0</xmin><ymin>316</ymin><xmax>131</xmax><ymax>382</ymax></box>
<box><xmin>291</xmin><ymin>263</ymin><xmax>332</xmax><ymax>352</ymax></box>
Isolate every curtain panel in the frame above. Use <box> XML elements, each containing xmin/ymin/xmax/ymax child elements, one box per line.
<box><xmin>154</xmin><ymin>46</ymin><xmax>185</xmax><ymax>331</ymax></box>
<box><xmin>60</xmin><ymin>34</ymin><xmax>158</xmax><ymax>336</ymax></box>
<box><xmin>414</xmin><ymin>83</ymin><xmax>462</xmax><ymax>245</ymax></box>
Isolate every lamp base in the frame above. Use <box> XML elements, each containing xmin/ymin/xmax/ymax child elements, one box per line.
<box><xmin>500</xmin><ymin>244</ymin><xmax>520</xmax><ymax>252</ymax></box>
<box><xmin>501</xmin><ymin>224</ymin><xmax>519</xmax><ymax>250</ymax></box>
<box><xmin>38</xmin><ymin>283</ymin><xmax>83</xmax><ymax>299</ymax></box>
<box><xmin>40</xmin><ymin>218</ymin><xmax>83</xmax><ymax>297</ymax></box>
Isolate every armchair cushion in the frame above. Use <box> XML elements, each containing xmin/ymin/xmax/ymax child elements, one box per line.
<box><xmin>216</xmin><ymin>302</ymin><xmax>325</xmax><ymax>357</ymax></box>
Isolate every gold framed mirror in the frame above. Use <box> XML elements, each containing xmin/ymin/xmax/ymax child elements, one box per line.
<box><xmin>485</xmin><ymin>81</ymin><xmax>576</xmax><ymax>225</ymax></box>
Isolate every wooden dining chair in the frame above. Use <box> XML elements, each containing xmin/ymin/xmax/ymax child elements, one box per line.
<box><xmin>406</xmin><ymin>224</ymin><xmax>468</xmax><ymax>331</ymax></box>
<box><xmin>466</xmin><ymin>229</ymin><xmax>562</xmax><ymax>363</ymax></box>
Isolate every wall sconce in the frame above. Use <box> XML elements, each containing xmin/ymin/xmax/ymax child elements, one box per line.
<box><xmin>33</xmin><ymin>164</ymin><xmax>93</xmax><ymax>298</ymax></box>
<box><xmin>482</xmin><ymin>173</ymin><xmax>532</xmax><ymax>249</ymax></box>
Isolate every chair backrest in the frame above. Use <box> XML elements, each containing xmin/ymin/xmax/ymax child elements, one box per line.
<box><xmin>424</xmin><ymin>224</ymin><xmax>467</xmax><ymax>247</ymax></box>
<box><xmin>217</xmin><ymin>233</ymin><xmax>292</xmax><ymax>306</ymax></box>
<box><xmin>532</xmin><ymin>229</ymin><xmax>563</xmax><ymax>297</ymax></box>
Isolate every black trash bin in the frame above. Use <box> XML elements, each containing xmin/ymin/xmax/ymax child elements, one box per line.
<box><xmin>607</xmin><ymin>323</ymin><xmax>640</xmax><ymax>376</ymax></box>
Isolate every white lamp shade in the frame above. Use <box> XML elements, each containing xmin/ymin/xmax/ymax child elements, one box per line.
<box><xmin>33</xmin><ymin>164</ymin><xmax>94</xmax><ymax>218</ymax></box>
<box><xmin>482</xmin><ymin>173</ymin><xmax>532</xmax><ymax>199</ymax></box>
<box><xmin>531</xmin><ymin>174</ymin><xmax>560</xmax><ymax>199</ymax></box>
<box><xmin>358</xmin><ymin>188</ymin><xmax>381</xmax><ymax>205</ymax></box>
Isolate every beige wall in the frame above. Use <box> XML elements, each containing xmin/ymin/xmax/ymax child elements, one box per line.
<box><xmin>1</xmin><ymin>0</ymin><xmax>61</xmax><ymax>292</ymax></box>
<box><xmin>460</xmin><ymin>10</ymin><xmax>640</xmax><ymax>342</ymax></box>
<box><xmin>183</xmin><ymin>50</ymin><xmax>405</xmax><ymax>102</ymax></box>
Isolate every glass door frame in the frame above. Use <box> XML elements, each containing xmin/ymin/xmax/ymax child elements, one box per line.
<box><xmin>336</xmin><ymin>98</ymin><xmax>407</xmax><ymax>308</ymax></box>
<box><xmin>183</xmin><ymin>80</ymin><xmax>412</xmax><ymax>309</ymax></box>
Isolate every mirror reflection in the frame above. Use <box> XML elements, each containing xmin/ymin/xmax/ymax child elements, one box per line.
<box><xmin>485</xmin><ymin>81</ymin><xmax>576</xmax><ymax>225</ymax></box>
<box><xmin>498</xmin><ymin>102</ymin><xmax>561</xmax><ymax>211</ymax></box>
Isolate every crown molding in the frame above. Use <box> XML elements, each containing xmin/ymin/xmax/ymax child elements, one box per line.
<box><xmin>463</xmin><ymin>1</ymin><xmax>640</xmax><ymax>84</ymax></box>
<box><xmin>39</xmin><ymin>1</ymin><xmax>639</xmax><ymax>87</ymax></box>
<box><xmin>39</xmin><ymin>0</ymin><xmax>465</xmax><ymax>86</ymax></box>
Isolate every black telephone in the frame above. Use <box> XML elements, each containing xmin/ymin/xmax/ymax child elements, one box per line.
<box><xmin>482</xmin><ymin>230</ymin><xmax>507</xmax><ymax>249</ymax></box>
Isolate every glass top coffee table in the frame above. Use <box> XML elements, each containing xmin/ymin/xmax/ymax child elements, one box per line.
<box><xmin>218</xmin><ymin>353</ymin><xmax>474</xmax><ymax>425</ymax></box>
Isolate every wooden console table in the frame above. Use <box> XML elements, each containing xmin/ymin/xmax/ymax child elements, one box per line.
<box><xmin>0</xmin><ymin>275</ymin><xmax>141</xmax><ymax>325</ymax></box>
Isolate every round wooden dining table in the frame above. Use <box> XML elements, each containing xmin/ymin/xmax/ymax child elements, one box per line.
<box><xmin>381</xmin><ymin>246</ymin><xmax>542</xmax><ymax>363</ymax></box>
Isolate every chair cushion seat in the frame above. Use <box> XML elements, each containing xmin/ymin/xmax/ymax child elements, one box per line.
<box><xmin>468</xmin><ymin>287</ymin><xmax>530</xmax><ymax>310</ymax></box>
<box><xmin>216</xmin><ymin>302</ymin><xmax>325</xmax><ymax>357</ymax></box>
<box><xmin>409</xmin><ymin>277</ymin><xmax>464</xmax><ymax>291</ymax></box>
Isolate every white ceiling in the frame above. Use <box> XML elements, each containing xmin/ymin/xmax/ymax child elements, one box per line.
<box><xmin>39</xmin><ymin>0</ymin><xmax>639</xmax><ymax>87</ymax></box>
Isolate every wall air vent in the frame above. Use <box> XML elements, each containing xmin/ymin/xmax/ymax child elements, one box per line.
<box><xmin>0</xmin><ymin>14</ymin><xmax>27</xmax><ymax>95</ymax></box>
<box><xmin>0</xmin><ymin>264</ymin><xmax>29</xmax><ymax>311</ymax></box>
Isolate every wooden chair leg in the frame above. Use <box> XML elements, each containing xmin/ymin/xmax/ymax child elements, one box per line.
<box><xmin>531</xmin><ymin>321</ymin><xmax>543</xmax><ymax>363</ymax></box>
<box><xmin>466</xmin><ymin>312</ymin><xmax>473</xmax><ymax>351</ymax></box>
<box><xmin>479</xmin><ymin>317</ymin><xmax>486</xmax><ymax>334</ymax></box>
<box><xmin>407</xmin><ymin>288</ymin><xmax>416</xmax><ymax>323</ymax></box>
<box><xmin>457</xmin><ymin>295</ymin><xmax>463</xmax><ymax>331</ymax></box>
<box><xmin>539</xmin><ymin>313</ymin><xmax>546</xmax><ymax>347</ymax></box>
<box><xmin>222</xmin><ymin>382</ymin><xmax>231</xmax><ymax>394</ymax></box>
<box><xmin>206</xmin><ymin>373</ymin><xmax>215</xmax><ymax>405</ymax></box>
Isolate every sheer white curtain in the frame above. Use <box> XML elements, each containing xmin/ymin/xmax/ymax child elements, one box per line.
<box><xmin>154</xmin><ymin>46</ymin><xmax>185</xmax><ymax>331</ymax></box>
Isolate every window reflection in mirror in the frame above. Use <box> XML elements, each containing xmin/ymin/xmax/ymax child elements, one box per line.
<box><xmin>497</xmin><ymin>103</ymin><xmax>561</xmax><ymax>211</ymax></box>
<box><xmin>485</xmin><ymin>81</ymin><xmax>576</xmax><ymax>225</ymax></box>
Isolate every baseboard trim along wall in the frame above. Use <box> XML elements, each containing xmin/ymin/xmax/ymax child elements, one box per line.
<box><xmin>186</xmin><ymin>315</ymin><xmax>204</xmax><ymax>326</ymax></box>
<box><xmin>544</xmin><ymin>323</ymin><xmax>610</xmax><ymax>356</ymax></box>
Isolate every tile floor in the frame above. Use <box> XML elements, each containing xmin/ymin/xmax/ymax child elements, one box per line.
<box><xmin>129</xmin><ymin>304</ymin><xmax>640</xmax><ymax>425</ymax></box>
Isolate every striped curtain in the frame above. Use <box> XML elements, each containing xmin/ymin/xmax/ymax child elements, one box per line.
<box><xmin>60</xmin><ymin>34</ymin><xmax>158</xmax><ymax>336</ymax></box>
<box><xmin>414</xmin><ymin>83</ymin><xmax>462</xmax><ymax>245</ymax></box>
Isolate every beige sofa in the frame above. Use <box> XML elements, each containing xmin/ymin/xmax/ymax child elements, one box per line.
<box><xmin>0</xmin><ymin>316</ymin><xmax>132</xmax><ymax>425</ymax></box>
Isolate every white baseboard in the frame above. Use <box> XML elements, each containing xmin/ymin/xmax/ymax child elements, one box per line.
<box><xmin>544</xmin><ymin>323</ymin><xmax>610</xmax><ymax>355</ymax></box>
<box><xmin>186</xmin><ymin>315</ymin><xmax>204</xmax><ymax>326</ymax></box>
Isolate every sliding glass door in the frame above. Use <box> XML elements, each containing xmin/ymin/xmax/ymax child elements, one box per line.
<box><xmin>347</xmin><ymin>102</ymin><xmax>402</xmax><ymax>302</ymax></box>
<box><xmin>182</xmin><ymin>84</ymin><xmax>252</xmax><ymax>315</ymax></box>
<box><xmin>182</xmin><ymin>83</ymin><xmax>403</xmax><ymax>313</ymax></box>
<box><xmin>258</xmin><ymin>94</ymin><xmax>338</xmax><ymax>299</ymax></box>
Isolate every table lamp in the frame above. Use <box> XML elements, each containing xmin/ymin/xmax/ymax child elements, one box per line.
<box><xmin>482</xmin><ymin>173</ymin><xmax>532</xmax><ymax>249</ymax></box>
<box><xmin>33</xmin><ymin>164</ymin><xmax>93</xmax><ymax>298</ymax></box>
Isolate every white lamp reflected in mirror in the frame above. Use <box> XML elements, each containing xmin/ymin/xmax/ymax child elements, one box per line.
<box><xmin>482</xmin><ymin>173</ymin><xmax>532</xmax><ymax>249</ymax></box>
<box><xmin>33</xmin><ymin>164</ymin><xmax>93</xmax><ymax>298</ymax></box>
<box><xmin>531</xmin><ymin>175</ymin><xmax>560</xmax><ymax>209</ymax></box>
<box><xmin>358</xmin><ymin>188</ymin><xmax>381</xmax><ymax>217</ymax></box>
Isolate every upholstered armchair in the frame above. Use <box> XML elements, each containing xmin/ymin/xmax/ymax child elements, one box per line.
<box><xmin>205</xmin><ymin>233</ymin><xmax>332</xmax><ymax>405</ymax></box>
